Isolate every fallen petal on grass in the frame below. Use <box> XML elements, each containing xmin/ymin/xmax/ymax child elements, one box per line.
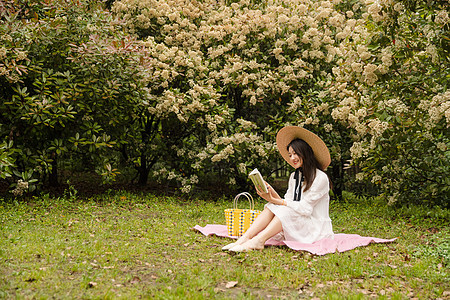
<box><xmin>225</xmin><ymin>281</ymin><xmax>238</xmax><ymax>289</ymax></box>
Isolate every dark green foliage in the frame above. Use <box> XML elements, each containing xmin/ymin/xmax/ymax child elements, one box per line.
<box><xmin>0</xmin><ymin>0</ymin><xmax>148</xmax><ymax>190</ymax></box>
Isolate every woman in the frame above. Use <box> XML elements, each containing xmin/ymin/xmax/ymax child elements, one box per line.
<box><xmin>222</xmin><ymin>126</ymin><xmax>334</xmax><ymax>252</ymax></box>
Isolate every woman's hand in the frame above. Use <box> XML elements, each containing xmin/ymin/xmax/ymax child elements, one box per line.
<box><xmin>256</xmin><ymin>181</ymin><xmax>282</xmax><ymax>204</ymax></box>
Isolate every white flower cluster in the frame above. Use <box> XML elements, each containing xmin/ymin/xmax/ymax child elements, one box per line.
<box><xmin>381</xmin><ymin>98</ymin><xmax>409</xmax><ymax>116</ymax></box>
<box><xmin>350</xmin><ymin>141</ymin><xmax>369</xmax><ymax>159</ymax></box>
<box><xmin>12</xmin><ymin>180</ymin><xmax>29</xmax><ymax>197</ymax></box>
<box><xmin>367</xmin><ymin>118</ymin><xmax>388</xmax><ymax>137</ymax></box>
<box><xmin>387</xmin><ymin>192</ymin><xmax>400</xmax><ymax>206</ymax></box>
<box><xmin>0</xmin><ymin>47</ymin><xmax>7</xmax><ymax>59</ymax></box>
<box><xmin>371</xmin><ymin>174</ymin><xmax>382</xmax><ymax>184</ymax></box>
<box><xmin>324</xmin><ymin>123</ymin><xmax>333</xmax><ymax>132</ymax></box>
<box><xmin>355</xmin><ymin>172</ymin><xmax>365</xmax><ymax>181</ymax></box>
<box><xmin>236</xmin><ymin>118</ymin><xmax>257</xmax><ymax>129</ymax></box>
<box><xmin>435</xmin><ymin>10</ymin><xmax>449</xmax><ymax>25</ymax></box>
<box><xmin>211</xmin><ymin>144</ymin><xmax>234</xmax><ymax>162</ymax></box>
<box><xmin>287</xmin><ymin>97</ymin><xmax>302</xmax><ymax>113</ymax></box>
<box><xmin>436</xmin><ymin>142</ymin><xmax>447</xmax><ymax>152</ymax></box>
<box><xmin>238</xmin><ymin>163</ymin><xmax>247</xmax><ymax>174</ymax></box>
<box><xmin>418</xmin><ymin>90</ymin><xmax>450</xmax><ymax>128</ymax></box>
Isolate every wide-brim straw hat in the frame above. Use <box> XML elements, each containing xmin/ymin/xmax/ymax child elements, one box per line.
<box><xmin>276</xmin><ymin>126</ymin><xmax>331</xmax><ymax>170</ymax></box>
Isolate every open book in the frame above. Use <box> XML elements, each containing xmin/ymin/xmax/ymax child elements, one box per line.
<box><xmin>248</xmin><ymin>168</ymin><xmax>268</xmax><ymax>193</ymax></box>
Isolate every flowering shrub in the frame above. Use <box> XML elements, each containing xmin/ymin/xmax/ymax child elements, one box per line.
<box><xmin>111</xmin><ymin>0</ymin><xmax>448</xmax><ymax>204</ymax></box>
<box><xmin>111</xmin><ymin>0</ymin><xmax>370</xmax><ymax>195</ymax></box>
<box><xmin>324</xmin><ymin>0</ymin><xmax>449</xmax><ymax>205</ymax></box>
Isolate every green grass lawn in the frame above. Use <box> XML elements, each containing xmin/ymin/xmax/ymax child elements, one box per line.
<box><xmin>0</xmin><ymin>191</ymin><xmax>448</xmax><ymax>299</ymax></box>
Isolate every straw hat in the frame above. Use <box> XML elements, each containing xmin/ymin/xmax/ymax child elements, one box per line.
<box><xmin>276</xmin><ymin>126</ymin><xmax>331</xmax><ymax>170</ymax></box>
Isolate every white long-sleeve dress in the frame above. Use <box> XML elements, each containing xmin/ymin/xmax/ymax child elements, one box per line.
<box><xmin>265</xmin><ymin>169</ymin><xmax>334</xmax><ymax>243</ymax></box>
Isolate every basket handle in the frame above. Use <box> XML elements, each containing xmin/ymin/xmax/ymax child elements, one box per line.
<box><xmin>233</xmin><ymin>192</ymin><xmax>255</xmax><ymax>210</ymax></box>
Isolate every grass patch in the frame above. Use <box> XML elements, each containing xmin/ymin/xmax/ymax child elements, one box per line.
<box><xmin>0</xmin><ymin>191</ymin><xmax>448</xmax><ymax>299</ymax></box>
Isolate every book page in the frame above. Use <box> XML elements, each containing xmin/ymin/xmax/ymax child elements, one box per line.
<box><xmin>248</xmin><ymin>168</ymin><xmax>268</xmax><ymax>193</ymax></box>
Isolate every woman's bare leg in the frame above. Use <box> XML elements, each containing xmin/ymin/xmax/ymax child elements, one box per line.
<box><xmin>238</xmin><ymin>207</ymin><xmax>275</xmax><ymax>242</ymax></box>
<box><xmin>230</xmin><ymin>216</ymin><xmax>282</xmax><ymax>252</ymax></box>
<box><xmin>222</xmin><ymin>207</ymin><xmax>275</xmax><ymax>250</ymax></box>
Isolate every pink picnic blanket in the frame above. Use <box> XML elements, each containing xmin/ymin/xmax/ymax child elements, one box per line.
<box><xmin>193</xmin><ymin>224</ymin><xmax>397</xmax><ymax>256</ymax></box>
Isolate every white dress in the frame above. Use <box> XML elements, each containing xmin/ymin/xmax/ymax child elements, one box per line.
<box><xmin>266</xmin><ymin>169</ymin><xmax>334</xmax><ymax>243</ymax></box>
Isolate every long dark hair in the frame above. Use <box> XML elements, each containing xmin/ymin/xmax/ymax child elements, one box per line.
<box><xmin>287</xmin><ymin>139</ymin><xmax>322</xmax><ymax>192</ymax></box>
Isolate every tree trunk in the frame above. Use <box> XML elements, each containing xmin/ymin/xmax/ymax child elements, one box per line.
<box><xmin>138</xmin><ymin>154</ymin><xmax>149</xmax><ymax>186</ymax></box>
<box><xmin>331</xmin><ymin>162</ymin><xmax>343</xmax><ymax>200</ymax></box>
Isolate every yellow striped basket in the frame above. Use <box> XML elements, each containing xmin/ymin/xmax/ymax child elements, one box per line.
<box><xmin>224</xmin><ymin>192</ymin><xmax>261</xmax><ymax>237</ymax></box>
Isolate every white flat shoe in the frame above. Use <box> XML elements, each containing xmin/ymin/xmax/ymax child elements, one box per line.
<box><xmin>228</xmin><ymin>244</ymin><xmax>248</xmax><ymax>252</ymax></box>
<box><xmin>229</xmin><ymin>238</ymin><xmax>264</xmax><ymax>252</ymax></box>
<box><xmin>221</xmin><ymin>242</ymin><xmax>237</xmax><ymax>251</ymax></box>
